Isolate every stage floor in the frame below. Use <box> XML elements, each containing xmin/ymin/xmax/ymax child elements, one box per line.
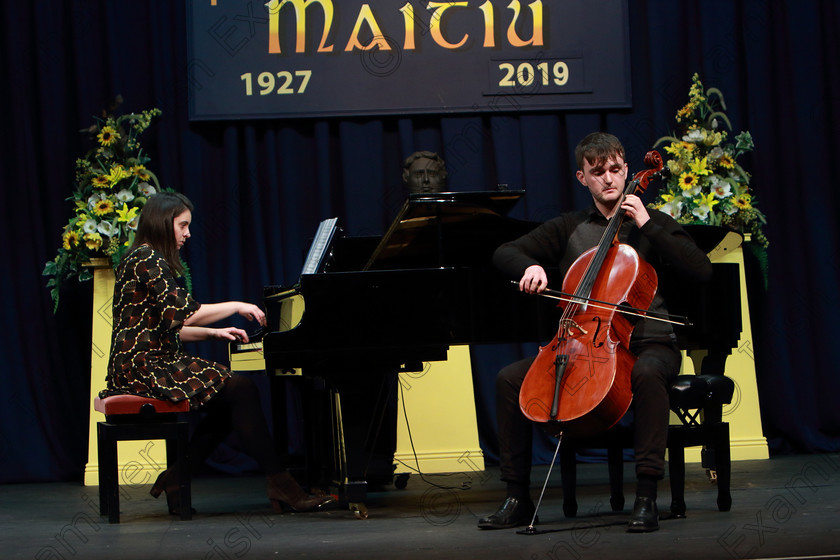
<box><xmin>2</xmin><ymin>454</ymin><xmax>839</xmax><ymax>560</ymax></box>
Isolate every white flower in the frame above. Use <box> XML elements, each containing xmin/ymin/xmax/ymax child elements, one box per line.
<box><xmin>97</xmin><ymin>221</ymin><xmax>118</xmax><ymax>237</ymax></box>
<box><xmin>683</xmin><ymin>184</ymin><xmax>702</xmax><ymax>198</ymax></box>
<box><xmin>661</xmin><ymin>200</ymin><xmax>683</xmax><ymax>220</ymax></box>
<box><xmin>82</xmin><ymin>219</ymin><xmax>98</xmax><ymax>234</ymax></box>
<box><xmin>138</xmin><ymin>182</ymin><xmax>156</xmax><ymax>196</ymax></box>
<box><xmin>709</xmin><ymin>176</ymin><xmax>732</xmax><ymax>199</ymax></box>
<box><xmin>116</xmin><ymin>189</ymin><xmax>135</xmax><ymax>203</ymax></box>
<box><xmin>691</xmin><ymin>206</ymin><xmax>710</xmax><ymax>221</ymax></box>
<box><xmin>87</xmin><ymin>192</ymin><xmax>106</xmax><ymax>209</ymax></box>
<box><xmin>683</xmin><ymin>129</ymin><xmax>704</xmax><ymax>143</ymax></box>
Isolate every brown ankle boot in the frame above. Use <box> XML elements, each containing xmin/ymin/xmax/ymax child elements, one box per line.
<box><xmin>150</xmin><ymin>468</ymin><xmax>194</xmax><ymax>515</ymax></box>
<box><xmin>266</xmin><ymin>472</ymin><xmax>335</xmax><ymax>513</ymax></box>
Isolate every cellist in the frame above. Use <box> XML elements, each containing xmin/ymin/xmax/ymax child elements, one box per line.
<box><xmin>478</xmin><ymin>132</ymin><xmax>712</xmax><ymax>533</ymax></box>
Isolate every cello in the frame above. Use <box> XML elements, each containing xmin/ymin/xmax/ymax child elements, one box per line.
<box><xmin>518</xmin><ymin>150</ymin><xmax>666</xmax><ymax>438</ymax></box>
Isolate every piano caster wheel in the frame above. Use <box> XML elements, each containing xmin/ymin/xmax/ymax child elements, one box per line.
<box><xmin>394</xmin><ymin>473</ymin><xmax>409</xmax><ymax>490</ymax></box>
<box><xmin>350</xmin><ymin>502</ymin><xmax>369</xmax><ymax>520</ymax></box>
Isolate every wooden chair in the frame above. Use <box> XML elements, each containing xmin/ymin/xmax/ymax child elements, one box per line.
<box><xmin>94</xmin><ymin>395</ymin><xmax>191</xmax><ymax>523</ymax></box>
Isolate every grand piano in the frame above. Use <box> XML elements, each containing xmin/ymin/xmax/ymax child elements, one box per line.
<box><xmin>233</xmin><ymin>193</ymin><xmax>745</xmax><ymax>515</ymax></box>
<box><xmin>240</xmin><ymin>191</ymin><xmax>558</xmax><ymax>510</ymax></box>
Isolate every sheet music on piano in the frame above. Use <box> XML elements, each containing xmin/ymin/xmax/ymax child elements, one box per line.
<box><xmin>300</xmin><ymin>217</ymin><xmax>339</xmax><ymax>275</ymax></box>
<box><xmin>257</xmin><ymin>217</ymin><xmax>340</xmax><ymax>338</ymax></box>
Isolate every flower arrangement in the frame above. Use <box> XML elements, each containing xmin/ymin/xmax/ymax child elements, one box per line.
<box><xmin>43</xmin><ymin>98</ymin><xmax>164</xmax><ymax>311</ymax></box>
<box><xmin>649</xmin><ymin>74</ymin><xmax>768</xmax><ymax>252</ymax></box>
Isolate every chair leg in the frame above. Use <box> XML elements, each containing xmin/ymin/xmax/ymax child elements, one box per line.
<box><xmin>607</xmin><ymin>445</ymin><xmax>625</xmax><ymax>511</ymax></box>
<box><xmin>97</xmin><ymin>423</ymin><xmax>107</xmax><ymax>518</ymax></box>
<box><xmin>560</xmin><ymin>438</ymin><xmax>578</xmax><ymax>518</ymax></box>
<box><xmin>173</xmin><ymin>423</ymin><xmax>191</xmax><ymax>520</ymax></box>
<box><xmin>98</xmin><ymin>423</ymin><xmax>121</xmax><ymax>524</ymax></box>
<box><xmin>668</xmin><ymin>437</ymin><xmax>687</xmax><ymax>518</ymax></box>
<box><xmin>714</xmin><ymin>423</ymin><xmax>732</xmax><ymax>512</ymax></box>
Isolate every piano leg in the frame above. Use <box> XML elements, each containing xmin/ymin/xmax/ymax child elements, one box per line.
<box><xmin>273</xmin><ymin>369</ymin><xmax>398</xmax><ymax>518</ymax></box>
<box><xmin>269</xmin><ymin>375</ymin><xmax>335</xmax><ymax>491</ymax></box>
<box><xmin>329</xmin><ymin>370</ymin><xmax>399</xmax><ymax>504</ymax></box>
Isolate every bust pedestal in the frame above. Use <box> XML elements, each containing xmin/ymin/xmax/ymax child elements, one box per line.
<box><xmin>676</xmin><ymin>231</ymin><xmax>769</xmax><ymax>462</ymax></box>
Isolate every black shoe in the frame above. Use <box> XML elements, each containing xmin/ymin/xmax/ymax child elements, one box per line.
<box><xmin>477</xmin><ymin>497</ymin><xmax>537</xmax><ymax>530</ymax></box>
<box><xmin>627</xmin><ymin>497</ymin><xmax>659</xmax><ymax>533</ymax></box>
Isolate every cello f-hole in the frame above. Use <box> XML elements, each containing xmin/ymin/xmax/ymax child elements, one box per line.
<box><xmin>591</xmin><ymin>316</ymin><xmax>604</xmax><ymax>348</ymax></box>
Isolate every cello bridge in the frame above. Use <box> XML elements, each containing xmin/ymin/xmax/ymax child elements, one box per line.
<box><xmin>561</xmin><ymin>319</ymin><xmax>589</xmax><ymax>336</ymax></box>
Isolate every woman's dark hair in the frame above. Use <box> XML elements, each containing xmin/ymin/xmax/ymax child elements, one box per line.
<box><xmin>128</xmin><ymin>192</ymin><xmax>193</xmax><ymax>274</ymax></box>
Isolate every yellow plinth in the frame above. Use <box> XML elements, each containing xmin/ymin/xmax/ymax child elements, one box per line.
<box><xmin>83</xmin><ymin>260</ymin><xmax>168</xmax><ymax>486</ymax></box>
<box><xmin>395</xmin><ymin>345</ymin><xmax>485</xmax><ymax>475</ymax></box>
<box><xmin>674</xmin><ymin>234</ymin><xmax>769</xmax><ymax>463</ymax></box>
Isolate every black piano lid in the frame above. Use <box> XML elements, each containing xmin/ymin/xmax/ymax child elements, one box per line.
<box><xmin>682</xmin><ymin>224</ymin><xmax>744</xmax><ymax>254</ymax></box>
<box><xmin>364</xmin><ymin>189</ymin><xmax>534</xmax><ymax>270</ymax></box>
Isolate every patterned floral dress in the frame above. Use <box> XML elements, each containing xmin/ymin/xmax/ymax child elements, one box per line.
<box><xmin>104</xmin><ymin>245</ymin><xmax>230</xmax><ymax>410</ymax></box>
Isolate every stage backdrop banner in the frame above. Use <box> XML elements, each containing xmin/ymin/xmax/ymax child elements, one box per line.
<box><xmin>187</xmin><ymin>0</ymin><xmax>630</xmax><ymax>120</ymax></box>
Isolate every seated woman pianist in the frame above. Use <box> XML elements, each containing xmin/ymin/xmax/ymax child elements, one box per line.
<box><xmin>102</xmin><ymin>191</ymin><xmax>334</xmax><ymax>516</ymax></box>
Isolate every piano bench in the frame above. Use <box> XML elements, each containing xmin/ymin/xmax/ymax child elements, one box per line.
<box><xmin>558</xmin><ymin>373</ymin><xmax>736</xmax><ymax>519</ymax></box>
<box><xmin>667</xmin><ymin>374</ymin><xmax>735</xmax><ymax>517</ymax></box>
<box><xmin>93</xmin><ymin>395</ymin><xmax>191</xmax><ymax>523</ymax></box>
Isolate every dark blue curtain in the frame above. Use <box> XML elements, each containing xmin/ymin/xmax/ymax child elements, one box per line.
<box><xmin>2</xmin><ymin>0</ymin><xmax>839</xmax><ymax>483</ymax></box>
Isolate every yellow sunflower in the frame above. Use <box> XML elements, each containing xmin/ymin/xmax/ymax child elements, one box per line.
<box><xmin>62</xmin><ymin>230</ymin><xmax>80</xmax><ymax>250</ymax></box>
<box><xmin>83</xmin><ymin>232</ymin><xmax>103</xmax><ymax>250</ymax></box>
<box><xmin>734</xmin><ymin>193</ymin><xmax>752</xmax><ymax>209</ymax></box>
<box><xmin>93</xmin><ymin>199</ymin><xmax>114</xmax><ymax>216</ymax></box>
<box><xmin>97</xmin><ymin>125</ymin><xmax>120</xmax><ymax>146</ymax></box>
<box><xmin>130</xmin><ymin>165</ymin><xmax>150</xmax><ymax>181</ymax></box>
<box><xmin>678</xmin><ymin>172</ymin><xmax>700</xmax><ymax>191</ymax></box>
<box><xmin>718</xmin><ymin>153</ymin><xmax>735</xmax><ymax>169</ymax></box>
<box><xmin>91</xmin><ymin>175</ymin><xmax>110</xmax><ymax>189</ymax></box>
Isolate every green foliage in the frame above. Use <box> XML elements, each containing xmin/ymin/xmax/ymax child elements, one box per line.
<box><xmin>43</xmin><ymin>97</ymin><xmax>166</xmax><ymax>311</ymax></box>
<box><xmin>649</xmin><ymin>74</ymin><xmax>769</xmax><ymax>286</ymax></box>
